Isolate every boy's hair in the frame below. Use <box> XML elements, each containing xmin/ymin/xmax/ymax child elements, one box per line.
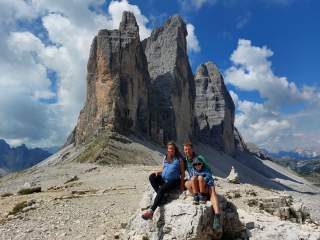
<box><xmin>183</xmin><ymin>141</ymin><xmax>193</xmax><ymax>148</ymax></box>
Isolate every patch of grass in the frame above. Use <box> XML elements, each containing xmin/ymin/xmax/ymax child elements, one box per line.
<box><xmin>75</xmin><ymin>137</ymin><xmax>106</xmax><ymax>163</ymax></box>
<box><xmin>1</xmin><ymin>192</ymin><xmax>13</xmax><ymax>197</ymax></box>
<box><xmin>8</xmin><ymin>201</ymin><xmax>28</xmax><ymax>215</ymax></box>
<box><xmin>17</xmin><ymin>187</ymin><xmax>41</xmax><ymax>195</ymax></box>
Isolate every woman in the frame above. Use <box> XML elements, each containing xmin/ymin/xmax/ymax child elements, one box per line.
<box><xmin>142</xmin><ymin>142</ymin><xmax>185</xmax><ymax>220</ymax></box>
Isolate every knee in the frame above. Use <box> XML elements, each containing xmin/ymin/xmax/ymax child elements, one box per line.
<box><xmin>191</xmin><ymin>176</ymin><xmax>197</xmax><ymax>182</ymax></box>
<box><xmin>149</xmin><ymin>173</ymin><xmax>156</xmax><ymax>182</ymax></box>
<box><xmin>198</xmin><ymin>176</ymin><xmax>205</xmax><ymax>182</ymax></box>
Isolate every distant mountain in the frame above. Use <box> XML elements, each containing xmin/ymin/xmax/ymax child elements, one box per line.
<box><xmin>0</xmin><ymin>139</ymin><xmax>52</xmax><ymax>174</ymax></box>
<box><xmin>268</xmin><ymin>149</ymin><xmax>319</xmax><ymax>160</ymax></box>
<box><xmin>42</xmin><ymin>146</ymin><xmax>60</xmax><ymax>154</ymax></box>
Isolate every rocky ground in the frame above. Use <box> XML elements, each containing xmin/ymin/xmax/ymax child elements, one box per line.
<box><xmin>0</xmin><ymin>163</ymin><xmax>156</xmax><ymax>240</ymax></box>
<box><xmin>1</xmin><ymin>161</ymin><xmax>320</xmax><ymax>240</ymax></box>
<box><xmin>0</xmin><ymin>139</ymin><xmax>320</xmax><ymax>240</ymax></box>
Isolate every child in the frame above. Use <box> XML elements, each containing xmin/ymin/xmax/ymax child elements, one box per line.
<box><xmin>191</xmin><ymin>157</ymin><xmax>214</xmax><ymax>204</ymax></box>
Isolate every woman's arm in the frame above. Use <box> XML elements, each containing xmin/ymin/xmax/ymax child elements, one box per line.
<box><xmin>154</xmin><ymin>165</ymin><xmax>163</xmax><ymax>176</ymax></box>
<box><xmin>179</xmin><ymin>159</ymin><xmax>185</xmax><ymax>191</ymax></box>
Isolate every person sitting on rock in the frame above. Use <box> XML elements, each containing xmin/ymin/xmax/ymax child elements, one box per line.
<box><xmin>191</xmin><ymin>157</ymin><xmax>215</xmax><ymax>202</ymax></box>
<box><xmin>142</xmin><ymin>141</ymin><xmax>185</xmax><ymax>220</ymax></box>
<box><xmin>183</xmin><ymin>142</ymin><xmax>222</xmax><ymax>231</ymax></box>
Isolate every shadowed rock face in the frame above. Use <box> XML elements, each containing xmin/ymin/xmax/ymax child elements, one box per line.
<box><xmin>194</xmin><ymin>62</ymin><xmax>235</xmax><ymax>154</ymax></box>
<box><xmin>74</xmin><ymin>11</ymin><xmax>150</xmax><ymax>144</ymax></box>
<box><xmin>234</xmin><ymin>127</ymin><xmax>248</xmax><ymax>152</ymax></box>
<box><xmin>142</xmin><ymin>15</ymin><xmax>195</xmax><ymax>145</ymax></box>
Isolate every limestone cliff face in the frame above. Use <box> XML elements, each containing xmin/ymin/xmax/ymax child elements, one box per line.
<box><xmin>69</xmin><ymin>12</ymin><xmax>246</xmax><ymax>155</ymax></box>
<box><xmin>74</xmin><ymin>12</ymin><xmax>150</xmax><ymax>144</ymax></box>
<box><xmin>142</xmin><ymin>15</ymin><xmax>195</xmax><ymax>145</ymax></box>
<box><xmin>194</xmin><ymin>62</ymin><xmax>235</xmax><ymax>154</ymax></box>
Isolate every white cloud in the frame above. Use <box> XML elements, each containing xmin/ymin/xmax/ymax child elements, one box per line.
<box><xmin>180</xmin><ymin>0</ymin><xmax>218</xmax><ymax>10</ymax></box>
<box><xmin>186</xmin><ymin>24</ymin><xmax>201</xmax><ymax>53</ymax></box>
<box><xmin>0</xmin><ymin>0</ymin><xmax>154</xmax><ymax>147</ymax></box>
<box><xmin>225</xmin><ymin>39</ymin><xmax>317</xmax><ymax>108</ymax></box>
<box><xmin>226</xmin><ymin>40</ymin><xmax>320</xmax><ymax>152</ymax></box>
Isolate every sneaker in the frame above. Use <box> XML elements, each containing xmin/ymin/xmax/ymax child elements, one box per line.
<box><xmin>141</xmin><ymin>210</ymin><xmax>154</xmax><ymax>220</ymax></box>
<box><xmin>212</xmin><ymin>214</ymin><xmax>222</xmax><ymax>231</ymax></box>
<box><xmin>199</xmin><ymin>193</ymin><xmax>207</xmax><ymax>204</ymax></box>
<box><xmin>193</xmin><ymin>194</ymin><xmax>199</xmax><ymax>205</ymax></box>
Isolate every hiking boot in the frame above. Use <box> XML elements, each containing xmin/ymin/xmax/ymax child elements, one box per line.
<box><xmin>212</xmin><ymin>214</ymin><xmax>222</xmax><ymax>231</ymax></box>
<box><xmin>141</xmin><ymin>210</ymin><xmax>154</xmax><ymax>220</ymax></box>
<box><xmin>193</xmin><ymin>194</ymin><xmax>199</xmax><ymax>205</ymax></box>
<box><xmin>199</xmin><ymin>193</ymin><xmax>207</xmax><ymax>204</ymax></box>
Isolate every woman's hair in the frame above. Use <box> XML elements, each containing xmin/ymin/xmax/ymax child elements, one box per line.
<box><xmin>166</xmin><ymin>141</ymin><xmax>182</xmax><ymax>159</ymax></box>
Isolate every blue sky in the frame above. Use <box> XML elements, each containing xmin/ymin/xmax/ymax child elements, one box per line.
<box><xmin>0</xmin><ymin>0</ymin><xmax>319</xmax><ymax>153</ymax></box>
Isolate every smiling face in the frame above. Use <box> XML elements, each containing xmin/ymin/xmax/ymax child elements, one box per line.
<box><xmin>167</xmin><ymin>144</ymin><xmax>176</xmax><ymax>159</ymax></box>
<box><xmin>193</xmin><ymin>162</ymin><xmax>203</xmax><ymax>171</ymax></box>
<box><xmin>183</xmin><ymin>144</ymin><xmax>193</xmax><ymax>159</ymax></box>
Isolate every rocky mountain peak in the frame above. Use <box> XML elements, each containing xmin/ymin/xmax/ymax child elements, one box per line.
<box><xmin>194</xmin><ymin>61</ymin><xmax>235</xmax><ymax>154</ymax></box>
<box><xmin>72</xmin><ymin>11</ymin><xmax>150</xmax><ymax>145</ymax></box>
<box><xmin>119</xmin><ymin>11</ymin><xmax>139</xmax><ymax>35</ymax></box>
<box><xmin>143</xmin><ymin>14</ymin><xmax>195</xmax><ymax>144</ymax></box>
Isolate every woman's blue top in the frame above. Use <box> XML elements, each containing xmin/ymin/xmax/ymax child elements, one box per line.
<box><xmin>161</xmin><ymin>156</ymin><xmax>181</xmax><ymax>182</ymax></box>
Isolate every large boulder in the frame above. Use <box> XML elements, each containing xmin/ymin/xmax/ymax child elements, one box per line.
<box><xmin>142</xmin><ymin>15</ymin><xmax>195</xmax><ymax>145</ymax></box>
<box><xmin>194</xmin><ymin>62</ymin><xmax>235</xmax><ymax>154</ymax></box>
<box><xmin>124</xmin><ymin>188</ymin><xmax>246</xmax><ymax>240</ymax></box>
<box><xmin>74</xmin><ymin>11</ymin><xmax>150</xmax><ymax>144</ymax></box>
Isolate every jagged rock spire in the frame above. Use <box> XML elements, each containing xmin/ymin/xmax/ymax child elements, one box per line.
<box><xmin>194</xmin><ymin>61</ymin><xmax>235</xmax><ymax>154</ymax></box>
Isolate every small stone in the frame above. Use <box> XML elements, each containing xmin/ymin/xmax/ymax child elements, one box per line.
<box><xmin>246</xmin><ymin>222</ymin><xmax>255</xmax><ymax>230</ymax></box>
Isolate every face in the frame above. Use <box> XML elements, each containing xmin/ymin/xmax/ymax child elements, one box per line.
<box><xmin>194</xmin><ymin>162</ymin><xmax>203</xmax><ymax>171</ymax></box>
<box><xmin>167</xmin><ymin>144</ymin><xmax>175</xmax><ymax>158</ymax></box>
<box><xmin>184</xmin><ymin>145</ymin><xmax>193</xmax><ymax>158</ymax></box>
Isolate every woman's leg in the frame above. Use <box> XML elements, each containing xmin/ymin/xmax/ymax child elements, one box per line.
<box><xmin>149</xmin><ymin>173</ymin><xmax>165</xmax><ymax>193</ymax></box>
<box><xmin>150</xmin><ymin>180</ymin><xmax>180</xmax><ymax>211</ymax></box>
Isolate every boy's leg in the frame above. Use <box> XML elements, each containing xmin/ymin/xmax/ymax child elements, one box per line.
<box><xmin>198</xmin><ymin>176</ymin><xmax>206</xmax><ymax>193</ymax></box>
<box><xmin>209</xmin><ymin>186</ymin><xmax>220</xmax><ymax>214</ymax></box>
<box><xmin>149</xmin><ymin>173</ymin><xmax>164</xmax><ymax>193</ymax></box>
<box><xmin>150</xmin><ymin>180</ymin><xmax>180</xmax><ymax>211</ymax></box>
<box><xmin>190</xmin><ymin>176</ymin><xmax>199</xmax><ymax>194</ymax></box>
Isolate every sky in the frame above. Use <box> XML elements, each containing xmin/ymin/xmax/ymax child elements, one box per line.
<box><xmin>0</xmin><ymin>0</ymin><xmax>319</xmax><ymax>153</ymax></box>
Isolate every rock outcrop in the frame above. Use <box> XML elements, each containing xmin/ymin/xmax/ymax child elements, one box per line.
<box><xmin>194</xmin><ymin>62</ymin><xmax>235</xmax><ymax>154</ymax></box>
<box><xmin>142</xmin><ymin>15</ymin><xmax>195</xmax><ymax>145</ymax></box>
<box><xmin>74</xmin><ymin>12</ymin><xmax>150</xmax><ymax>144</ymax></box>
<box><xmin>234</xmin><ymin>127</ymin><xmax>248</xmax><ymax>152</ymax></box>
<box><xmin>227</xmin><ymin>166</ymin><xmax>240</xmax><ymax>184</ymax></box>
<box><xmin>124</xmin><ymin>187</ymin><xmax>246</xmax><ymax>240</ymax></box>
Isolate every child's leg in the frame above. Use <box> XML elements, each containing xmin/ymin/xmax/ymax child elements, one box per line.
<box><xmin>150</xmin><ymin>180</ymin><xmax>180</xmax><ymax>211</ymax></box>
<box><xmin>198</xmin><ymin>176</ymin><xmax>206</xmax><ymax>193</ymax></box>
<box><xmin>149</xmin><ymin>173</ymin><xmax>164</xmax><ymax>193</ymax></box>
<box><xmin>190</xmin><ymin>176</ymin><xmax>199</xmax><ymax>194</ymax></box>
<box><xmin>209</xmin><ymin>186</ymin><xmax>220</xmax><ymax>214</ymax></box>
